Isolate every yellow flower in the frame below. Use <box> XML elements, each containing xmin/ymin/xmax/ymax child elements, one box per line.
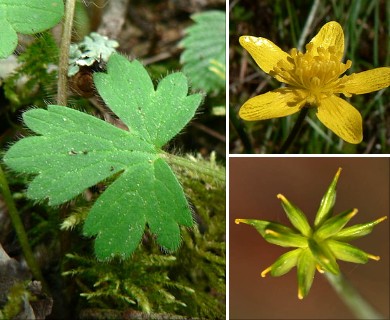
<box><xmin>239</xmin><ymin>21</ymin><xmax>390</xmax><ymax>144</ymax></box>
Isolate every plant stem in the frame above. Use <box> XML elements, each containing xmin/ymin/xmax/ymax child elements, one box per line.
<box><xmin>57</xmin><ymin>0</ymin><xmax>76</xmax><ymax>106</ymax></box>
<box><xmin>229</xmin><ymin>105</ymin><xmax>253</xmax><ymax>153</ymax></box>
<box><xmin>0</xmin><ymin>165</ymin><xmax>48</xmax><ymax>291</ymax></box>
<box><xmin>161</xmin><ymin>153</ymin><xmax>225</xmax><ymax>185</ymax></box>
<box><xmin>274</xmin><ymin>1</ymin><xmax>319</xmax><ymax>154</ymax></box>
<box><xmin>297</xmin><ymin>0</ymin><xmax>321</xmax><ymax>51</ymax></box>
<box><xmin>324</xmin><ymin>272</ymin><xmax>385</xmax><ymax>319</ymax></box>
<box><xmin>278</xmin><ymin>107</ymin><xmax>308</xmax><ymax>153</ymax></box>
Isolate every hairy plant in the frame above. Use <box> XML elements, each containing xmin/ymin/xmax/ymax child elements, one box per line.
<box><xmin>3</xmin><ymin>54</ymin><xmax>204</xmax><ymax>260</ymax></box>
<box><xmin>180</xmin><ymin>10</ymin><xmax>226</xmax><ymax>94</ymax></box>
<box><xmin>0</xmin><ymin>0</ymin><xmax>64</xmax><ymax>59</ymax></box>
<box><xmin>3</xmin><ymin>32</ymin><xmax>59</xmax><ymax>109</ymax></box>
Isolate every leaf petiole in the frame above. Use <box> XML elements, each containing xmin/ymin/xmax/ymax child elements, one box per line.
<box><xmin>57</xmin><ymin>0</ymin><xmax>76</xmax><ymax>106</ymax></box>
<box><xmin>161</xmin><ymin>152</ymin><xmax>225</xmax><ymax>184</ymax></box>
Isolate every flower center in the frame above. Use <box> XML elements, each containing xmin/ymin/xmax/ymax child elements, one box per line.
<box><xmin>271</xmin><ymin>43</ymin><xmax>353</xmax><ymax>105</ymax></box>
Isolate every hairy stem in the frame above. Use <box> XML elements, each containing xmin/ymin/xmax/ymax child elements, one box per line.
<box><xmin>0</xmin><ymin>165</ymin><xmax>48</xmax><ymax>291</ymax></box>
<box><xmin>161</xmin><ymin>152</ymin><xmax>225</xmax><ymax>185</ymax></box>
<box><xmin>57</xmin><ymin>0</ymin><xmax>76</xmax><ymax>106</ymax></box>
<box><xmin>278</xmin><ymin>107</ymin><xmax>308</xmax><ymax>153</ymax></box>
<box><xmin>324</xmin><ymin>272</ymin><xmax>385</xmax><ymax>319</ymax></box>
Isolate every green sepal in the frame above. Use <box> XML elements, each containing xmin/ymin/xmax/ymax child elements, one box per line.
<box><xmin>263</xmin><ymin>228</ymin><xmax>308</xmax><ymax>248</ymax></box>
<box><xmin>235</xmin><ymin>219</ymin><xmax>307</xmax><ymax>247</ymax></box>
<box><xmin>314</xmin><ymin>208</ymin><xmax>357</xmax><ymax>240</ymax></box>
<box><xmin>269</xmin><ymin>248</ymin><xmax>302</xmax><ymax>277</ymax></box>
<box><xmin>235</xmin><ymin>219</ymin><xmax>293</xmax><ymax>238</ymax></box>
<box><xmin>314</xmin><ymin>168</ymin><xmax>341</xmax><ymax>228</ymax></box>
<box><xmin>327</xmin><ymin>239</ymin><xmax>374</xmax><ymax>264</ymax></box>
<box><xmin>331</xmin><ymin>216</ymin><xmax>387</xmax><ymax>241</ymax></box>
<box><xmin>297</xmin><ymin>248</ymin><xmax>316</xmax><ymax>299</ymax></box>
<box><xmin>308</xmin><ymin>238</ymin><xmax>339</xmax><ymax>275</ymax></box>
<box><xmin>277</xmin><ymin>194</ymin><xmax>311</xmax><ymax>237</ymax></box>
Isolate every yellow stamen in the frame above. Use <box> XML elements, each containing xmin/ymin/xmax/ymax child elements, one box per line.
<box><xmin>265</xmin><ymin>229</ymin><xmax>280</xmax><ymax>237</ymax></box>
<box><xmin>235</xmin><ymin>219</ymin><xmax>244</xmax><ymax>224</ymax></box>
<box><xmin>298</xmin><ymin>289</ymin><xmax>304</xmax><ymax>300</ymax></box>
<box><xmin>368</xmin><ymin>254</ymin><xmax>380</xmax><ymax>261</ymax></box>
<box><xmin>316</xmin><ymin>265</ymin><xmax>325</xmax><ymax>273</ymax></box>
<box><xmin>374</xmin><ymin>216</ymin><xmax>387</xmax><ymax>224</ymax></box>
<box><xmin>272</xmin><ymin>45</ymin><xmax>353</xmax><ymax>106</ymax></box>
<box><xmin>261</xmin><ymin>266</ymin><xmax>272</xmax><ymax>278</ymax></box>
<box><xmin>348</xmin><ymin>208</ymin><xmax>358</xmax><ymax>219</ymax></box>
<box><xmin>276</xmin><ymin>194</ymin><xmax>285</xmax><ymax>201</ymax></box>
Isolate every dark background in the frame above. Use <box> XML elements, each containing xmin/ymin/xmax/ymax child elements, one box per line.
<box><xmin>230</xmin><ymin>157</ymin><xmax>389</xmax><ymax>319</ymax></box>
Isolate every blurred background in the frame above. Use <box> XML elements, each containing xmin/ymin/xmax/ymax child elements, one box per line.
<box><xmin>229</xmin><ymin>0</ymin><xmax>390</xmax><ymax>153</ymax></box>
<box><xmin>229</xmin><ymin>157</ymin><xmax>389</xmax><ymax>319</ymax></box>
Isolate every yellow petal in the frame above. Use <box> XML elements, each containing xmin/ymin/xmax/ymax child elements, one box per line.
<box><xmin>239</xmin><ymin>88</ymin><xmax>306</xmax><ymax>121</ymax></box>
<box><xmin>308</xmin><ymin>21</ymin><xmax>344</xmax><ymax>60</ymax></box>
<box><xmin>343</xmin><ymin>67</ymin><xmax>390</xmax><ymax>94</ymax></box>
<box><xmin>239</xmin><ymin>36</ymin><xmax>291</xmax><ymax>74</ymax></box>
<box><xmin>316</xmin><ymin>95</ymin><xmax>362</xmax><ymax>144</ymax></box>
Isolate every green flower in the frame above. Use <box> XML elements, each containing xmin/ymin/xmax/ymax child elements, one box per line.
<box><xmin>235</xmin><ymin>168</ymin><xmax>387</xmax><ymax>299</ymax></box>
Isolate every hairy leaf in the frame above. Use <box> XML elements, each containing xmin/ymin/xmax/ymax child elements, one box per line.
<box><xmin>4</xmin><ymin>54</ymin><xmax>202</xmax><ymax>260</ymax></box>
<box><xmin>180</xmin><ymin>10</ymin><xmax>226</xmax><ymax>93</ymax></box>
<box><xmin>94</xmin><ymin>57</ymin><xmax>202</xmax><ymax>148</ymax></box>
<box><xmin>0</xmin><ymin>0</ymin><xmax>64</xmax><ymax>58</ymax></box>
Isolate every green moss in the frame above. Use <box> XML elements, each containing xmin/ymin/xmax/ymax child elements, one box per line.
<box><xmin>61</xmin><ymin>154</ymin><xmax>225</xmax><ymax>319</ymax></box>
<box><xmin>3</xmin><ymin>32</ymin><xmax>58</xmax><ymax>109</ymax></box>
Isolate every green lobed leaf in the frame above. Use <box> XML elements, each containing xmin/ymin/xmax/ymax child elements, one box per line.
<box><xmin>4</xmin><ymin>105</ymin><xmax>155</xmax><ymax>205</ymax></box>
<box><xmin>0</xmin><ymin>0</ymin><xmax>64</xmax><ymax>58</ymax></box>
<box><xmin>0</xmin><ymin>16</ymin><xmax>17</xmax><ymax>59</ymax></box>
<box><xmin>94</xmin><ymin>55</ymin><xmax>202</xmax><ymax>148</ymax></box>
<box><xmin>3</xmin><ymin>54</ymin><xmax>202</xmax><ymax>260</ymax></box>
<box><xmin>83</xmin><ymin>158</ymin><xmax>193</xmax><ymax>260</ymax></box>
<box><xmin>180</xmin><ymin>10</ymin><xmax>226</xmax><ymax>93</ymax></box>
